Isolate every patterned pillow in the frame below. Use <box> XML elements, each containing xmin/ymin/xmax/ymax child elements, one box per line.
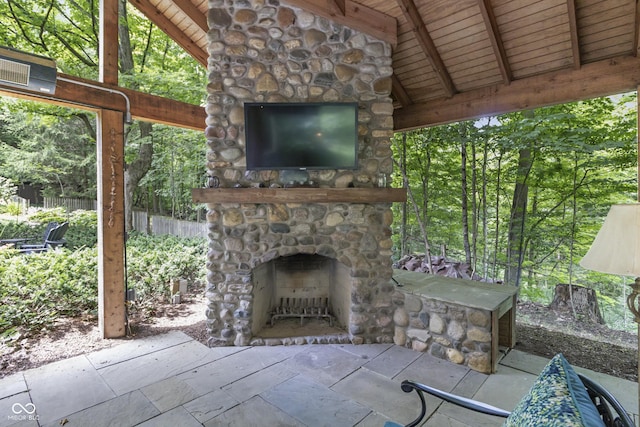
<box><xmin>503</xmin><ymin>354</ymin><xmax>604</xmax><ymax>427</ymax></box>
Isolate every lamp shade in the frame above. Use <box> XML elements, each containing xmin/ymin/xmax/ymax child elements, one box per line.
<box><xmin>580</xmin><ymin>204</ymin><xmax>640</xmax><ymax>277</ymax></box>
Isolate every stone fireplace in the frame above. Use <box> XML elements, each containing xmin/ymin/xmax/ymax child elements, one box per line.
<box><xmin>203</xmin><ymin>1</ymin><xmax>397</xmax><ymax>347</ymax></box>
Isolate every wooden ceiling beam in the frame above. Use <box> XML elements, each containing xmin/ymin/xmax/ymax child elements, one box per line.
<box><xmin>478</xmin><ymin>0</ymin><xmax>512</xmax><ymax>84</ymax></box>
<box><xmin>172</xmin><ymin>0</ymin><xmax>208</xmax><ymax>32</ymax></box>
<box><xmin>634</xmin><ymin>0</ymin><xmax>640</xmax><ymax>57</ymax></box>
<box><xmin>128</xmin><ymin>0</ymin><xmax>207</xmax><ymax>66</ymax></box>
<box><xmin>397</xmin><ymin>0</ymin><xmax>456</xmax><ymax>98</ymax></box>
<box><xmin>566</xmin><ymin>0</ymin><xmax>581</xmax><ymax>69</ymax></box>
<box><xmin>393</xmin><ymin>55</ymin><xmax>640</xmax><ymax>130</ymax></box>
<box><xmin>0</xmin><ymin>73</ymin><xmax>206</xmax><ymax>131</ymax></box>
<box><xmin>100</xmin><ymin>0</ymin><xmax>119</xmax><ymax>84</ymax></box>
<box><xmin>283</xmin><ymin>0</ymin><xmax>397</xmax><ymax>47</ymax></box>
<box><xmin>392</xmin><ymin>73</ymin><xmax>412</xmax><ymax>107</ymax></box>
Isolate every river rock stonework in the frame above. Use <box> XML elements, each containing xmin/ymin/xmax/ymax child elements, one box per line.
<box><xmin>204</xmin><ymin>1</ymin><xmax>396</xmax><ymax>347</ymax></box>
<box><xmin>392</xmin><ymin>290</ymin><xmax>494</xmax><ymax>373</ymax></box>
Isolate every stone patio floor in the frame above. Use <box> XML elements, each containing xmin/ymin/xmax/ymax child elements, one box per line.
<box><xmin>1</xmin><ymin>330</ymin><xmax>637</xmax><ymax>426</ymax></box>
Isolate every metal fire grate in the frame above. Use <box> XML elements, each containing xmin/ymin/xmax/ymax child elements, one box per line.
<box><xmin>271</xmin><ymin>297</ymin><xmax>334</xmax><ymax>326</ymax></box>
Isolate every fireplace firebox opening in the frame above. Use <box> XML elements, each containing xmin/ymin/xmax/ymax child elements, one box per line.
<box><xmin>251</xmin><ymin>254</ymin><xmax>351</xmax><ymax>339</ymax></box>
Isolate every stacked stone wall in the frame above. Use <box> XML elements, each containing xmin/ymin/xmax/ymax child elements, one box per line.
<box><xmin>205</xmin><ymin>0</ymin><xmax>394</xmax><ymax>189</ymax></box>
<box><xmin>392</xmin><ymin>290</ymin><xmax>493</xmax><ymax>373</ymax></box>
<box><xmin>204</xmin><ymin>0</ymin><xmax>397</xmax><ymax>347</ymax></box>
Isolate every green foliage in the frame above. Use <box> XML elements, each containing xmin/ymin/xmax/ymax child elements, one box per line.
<box><xmin>125</xmin><ymin>233</ymin><xmax>207</xmax><ymax>303</ymax></box>
<box><xmin>65</xmin><ymin>210</ymin><xmax>98</xmax><ymax>249</ymax></box>
<box><xmin>0</xmin><ymin>1</ymin><xmax>207</xmax><ymax>213</ymax></box>
<box><xmin>0</xmin><ymin>221</ymin><xmax>33</xmax><ymax>240</ymax></box>
<box><xmin>392</xmin><ymin>93</ymin><xmax>638</xmax><ymax>331</ymax></box>
<box><xmin>0</xmin><ymin>176</ymin><xmax>16</xmax><ymax>204</ymax></box>
<box><xmin>4</xmin><ymin>202</ymin><xmax>22</xmax><ymax>216</ymax></box>
<box><xmin>0</xmin><ymin>104</ymin><xmax>98</xmax><ymax>199</ymax></box>
<box><xmin>0</xmin><ymin>233</ymin><xmax>207</xmax><ymax>340</ymax></box>
<box><xmin>137</xmin><ymin>125</ymin><xmax>206</xmax><ymax>220</ymax></box>
<box><xmin>27</xmin><ymin>207</ymin><xmax>68</xmax><ymax>224</ymax></box>
<box><xmin>0</xmin><ymin>247</ymin><xmax>98</xmax><ymax>339</ymax></box>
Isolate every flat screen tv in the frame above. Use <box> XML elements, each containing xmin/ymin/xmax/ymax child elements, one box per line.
<box><xmin>244</xmin><ymin>102</ymin><xmax>358</xmax><ymax>170</ymax></box>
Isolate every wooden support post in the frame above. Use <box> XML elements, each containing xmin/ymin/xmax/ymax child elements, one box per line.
<box><xmin>97</xmin><ymin>109</ymin><xmax>126</xmax><ymax>338</ymax></box>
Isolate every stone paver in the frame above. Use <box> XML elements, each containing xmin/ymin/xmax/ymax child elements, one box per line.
<box><xmin>0</xmin><ymin>373</ymin><xmax>27</xmax><ymax>400</ymax></box>
<box><xmin>203</xmin><ymin>395</ymin><xmax>304</xmax><ymax>427</ymax></box>
<box><xmin>86</xmin><ymin>330</ymin><xmax>193</xmax><ymax>369</ymax></box>
<box><xmin>182</xmin><ymin>389</ymin><xmax>239</xmax><ymax>424</ymax></box>
<box><xmin>1</xmin><ymin>332</ymin><xmax>635</xmax><ymax>427</ymax></box>
<box><xmin>332</xmin><ymin>367</ymin><xmax>434</xmax><ymax>424</ymax></box>
<box><xmin>97</xmin><ymin>340</ymin><xmax>218</xmax><ymax>395</ymax></box>
<box><xmin>42</xmin><ymin>390</ymin><xmax>159</xmax><ymax>427</ymax></box>
<box><xmin>176</xmin><ymin>345</ymin><xmax>302</xmax><ymax>395</ymax></box>
<box><xmin>136</xmin><ymin>406</ymin><xmax>202</xmax><ymax>427</ymax></box>
<box><xmin>221</xmin><ymin>361</ymin><xmax>297</xmax><ymax>402</ymax></box>
<box><xmin>140</xmin><ymin>377</ymin><xmax>202</xmax><ymax>413</ymax></box>
<box><xmin>282</xmin><ymin>345</ymin><xmax>368</xmax><ymax>387</ymax></box>
<box><xmin>0</xmin><ymin>391</ymin><xmax>36</xmax><ymax>427</ymax></box>
<box><xmin>261</xmin><ymin>375</ymin><xmax>371</xmax><ymax>427</ymax></box>
<box><xmin>362</xmin><ymin>344</ymin><xmax>421</xmax><ymax>378</ymax></box>
<box><xmin>23</xmin><ymin>355</ymin><xmax>115</xmax><ymax>425</ymax></box>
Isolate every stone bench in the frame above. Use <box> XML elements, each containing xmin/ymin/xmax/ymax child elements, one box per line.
<box><xmin>391</xmin><ymin>269</ymin><xmax>518</xmax><ymax>374</ymax></box>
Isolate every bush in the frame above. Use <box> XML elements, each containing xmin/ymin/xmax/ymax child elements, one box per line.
<box><xmin>65</xmin><ymin>210</ymin><xmax>98</xmax><ymax>249</ymax></box>
<box><xmin>27</xmin><ymin>207</ymin><xmax>68</xmax><ymax>224</ymax></box>
<box><xmin>126</xmin><ymin>233</ymin><xmax>207</xmax><ymax>306</ymax></box>
<box><xmin>0</xmin><ymin>209</ymin><xmax>97</xmax><ymax>249</ymax></box>
<box><xmin>0</xmin><ymin>247</ymin><xmax>98</xmax><ymax>339</ymax></box>
<box><xmin>0</xmin><ymin>233</ymin><xmax>207</xmax><ymax>340</ymax></box>
<box><xmin>0</xmin><ymin>221</ymin><xmax>35</xmax><ymax>241</ymax></box>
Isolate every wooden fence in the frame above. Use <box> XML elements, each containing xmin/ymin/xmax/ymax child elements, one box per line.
<box><xmin>132</xmin><ymin>210</ymin><xmax>206</xmax><ymax>238</ymax></box>
<box><xmin>44</xmin><ymin>197</ymin><xmax>97</xmax><ymax>211</ymax></box>
<box><xmin>44</xmin><ymin>197</ymin><xmax>206</xmax><ymax>239</ymax></box>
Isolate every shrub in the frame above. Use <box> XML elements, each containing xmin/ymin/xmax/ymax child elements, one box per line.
<box><xmin>4</xmin><ymin>202</ymin><xmax>22</xmax><ymax>216</ymax></box>
<box><xmin>0</xmin><ymin>221</ymin><xmax>35</xmax><ymax>241</ymax></box>
<box><xmin>0</xmin><ymin>232</ymin><xmax>207</xmax><ymax>340</ymax></box>
<box><xmin>65</xmin><ymin>210</ymin><xmax>98</xmax><ymax>249</ymax></box>
<box><xmin>27</xmin><ymin>207</ymin><xmax>68</xmax><ymax>224</ymax></box>
<box><xmin>0</xmin><ymin>209</ymin><xmax>97</xmax><ymax>249</ymax></box>
<box><xmin>125</xmin><ymin>233</ymin><xmax>207</xmax><ymax>306</ymax></box>
<box><xmin>0</xmin><ymin>247</ymin><xmax>98</xmax><ymax>339</ymax></box>
<box><xmin>0</xmin><ymin>176</ymin><xmax>16</xmax><ymax>204</ymax></box>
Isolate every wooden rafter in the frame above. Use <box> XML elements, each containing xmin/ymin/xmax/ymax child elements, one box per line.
<box><xmin>397</xmin><ymin>0</ymin><xmax>456</xmax><ymax>98</ymax></box>
<box><xmin>128</xmin><ymin>0</ymin><xmax>207</xmax><ymax>66</ymax></box>
<box><xmin>392</xmin><ymin>73</ymin><xmax>412</xmax><ymax>107</ymax></box>
<box><xmin>172</xmin><ymin>0</ymin><xmax>207</xmax><ymax>32</ymax></box>
<box><xmin>283</xmin><ymin>0</ymin><xmax>397</xmax><ymax>46</ymax></box>
<box><xmin>565</xmin><ymin>0</ymin><xmax>581</xmax><ymax>69</ymax></box>
<box><xmin>478</xmin><ymin>0</ymin><xmax>512</xmax><ymax>84</ymax></box>
<box><xmin>99</xmin><ymin>0</ymin><xmax>119</xmax><ymax>84</ymax></box>
<box><xmin>393</xmin><ymin>55</ymin><xmax>640</xmax><ymax>130</ymax></box>
<box><xmin>634</xmin><ymin>0</ymin><xmax>640</xmax><ymax>57</ymax></box>
<box><xmin>0</xmin><ymin>73</ymin><xmax>206</xmax><ymax>130</ymax></box>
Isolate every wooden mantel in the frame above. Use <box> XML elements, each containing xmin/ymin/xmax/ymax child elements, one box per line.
<box><xmin>191</xmin><ymin>187</ymin><xmax>407</xmax><ymax>204</ymax></box>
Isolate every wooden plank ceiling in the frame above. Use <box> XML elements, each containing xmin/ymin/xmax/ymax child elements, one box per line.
<box><xmin>131</xmin><ymin>0</ymin><xmax>640</xmax><ymax>130</ymax></box>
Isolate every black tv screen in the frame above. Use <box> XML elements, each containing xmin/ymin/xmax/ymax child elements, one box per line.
<box><xmin>244</xmin><ymin>102</ymin><xmax>358</xmax><ymax>170</ymax></box>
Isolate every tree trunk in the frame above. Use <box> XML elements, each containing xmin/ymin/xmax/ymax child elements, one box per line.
<box><xmin>460</xmin><ymin>126</ymin><xmax>472</xmax><ymax>265</ymax></box>
<box><xmin>124</xmin><ymin>122</ymin><xmax>153</xmax><ymax>231</ymax></box>
<box><xmin>119</xmin><ymin>0</ymin><xmax>155</xmax><ymax>231</ymax></box>
<box><xmin>505</xmin><ymin>146</ymin><xmax>531</xmax><ymax>287</ymax></box>
<box><xmin>400</xmin><ymin>133</ymin><xmax>408</xmax><ymax>257</ymax></box>
<box><xmin>550</xmin><ymin>284</ymin><xmax>604</xmax><ymax>324</ymax></box>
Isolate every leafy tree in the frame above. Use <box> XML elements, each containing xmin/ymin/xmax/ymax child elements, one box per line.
<box><xmin>0</xmin><ymin>0</ymin><xmax>207</xmax><ymax>222</ymax></box>
<box><xmin>0</xmin><ymin>176</ymin><xmax>17</xmax><ymax>204</ymax></box>
<box><xmin>392</xmin><ymin>93</ymin><xmax>637</xmax><ymax>327</ymax></box>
